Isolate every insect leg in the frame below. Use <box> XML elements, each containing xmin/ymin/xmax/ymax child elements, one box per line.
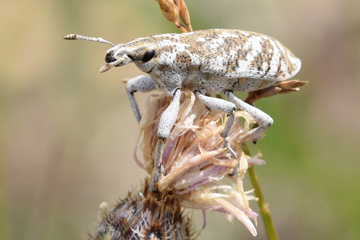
<box><xmin>126</xmin><ymin>75</ymin><xmax>158</xmax><ymax>124</ymax></box>
<box><xmin>226</xmin><ymin>91</ymin><xmax>274</xmax><ymax>142</ymax></box>
<box><xmin>195</xmin><ymin>91</ymin><xmax>237</xmax><ymax>158</ymax></box>
<box><xmin>151</xmin><ymin>89</ymin><xmax>182</xmax><ymax>192</ymax></box>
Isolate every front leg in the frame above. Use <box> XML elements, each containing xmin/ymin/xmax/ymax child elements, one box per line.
<box><xmin>126</xmin><ymin>75</ymin><xmax>158</xmax><ymax>124</ymax></box>
<box><xmin>195</xmin><ymin>91</ymin><xmax>237</xmax><ymax>158</ymax></box>
<box><xmin>151</xmin><ymin>89</ymin><xmax>182</xmax><ymax>192</ymax></box>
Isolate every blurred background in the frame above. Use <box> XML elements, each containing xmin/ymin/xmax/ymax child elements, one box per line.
<box><xmin>1</xmin><ymin>0</ymin><xmax>360</xmax><ymax>239</ymax></box>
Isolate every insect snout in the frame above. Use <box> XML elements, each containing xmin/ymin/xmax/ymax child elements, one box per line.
<box><xmin>105</xmin><ymin>51</ymin><xmax>117</xmax><ymax>63</ymax></box>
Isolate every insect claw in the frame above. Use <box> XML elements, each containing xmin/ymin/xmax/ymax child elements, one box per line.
<box><xmin>228</xmin><ymin>147</ymin><xmax>237</xmax><ymax>158</ymax></box>
<box><xmin>150</xmin><ymin>178</ymin><xmax>159</xmax><ymax>193</ymax></box>
<box><xmin>228</xmin><ymin>163</ymin><xmax>239</xmax><ymax>176</ymax></box>
<box><xmin>224</xmin><ymin>137</ymin><xmax>237</xmax><ymax>158</ymax></box>
<box><xmin>150</xmin><ymin>164</ymin><xmax>163</xmax><ymax>193</ymax></box>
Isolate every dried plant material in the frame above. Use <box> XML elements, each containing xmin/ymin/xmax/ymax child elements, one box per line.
<box><xmin>245</xmin><ymin>80</ymin><xmax>308</xmax><ymax>104</ymax></box>
<box><xmin>135</xmin><ymin>90</ymin><xmax>261</xmax><ymax>236</ymax></box>
<box><xmin>174</xmin><ymin>0</ymin><xmax>193</xmax><ymax>31</ymax></box>
<box><xmin>157</xmin><ymin>0</ymin><xmax>180</xmax><ymax>27</ymax></box>
<box><xmin>89</xmin><ymin>179</ymin><xmax>195</xmax><ymax>240</ymax></box>
<box><xmin>277</xmin><ymin>79</ymin><xmax>308</xmax><ymax>90</ymax></box>
<box><xmin>157</xmin><ymin>0</ymin><xmax>193</xmax><ymax>32</ymax></box>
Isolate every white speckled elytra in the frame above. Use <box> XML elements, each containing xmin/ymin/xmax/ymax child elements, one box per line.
<box><xmin>64</xmin><ymin>29</ymin><xmax>301</xmax><ymax>191</ymax></box>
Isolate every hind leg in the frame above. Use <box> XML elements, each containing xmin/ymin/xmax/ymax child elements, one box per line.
<box><xmin>225</xmin><ymin>91</ymin><xmax>273</xmax><ymax>142</ymax></box>
<box><xmin>195</xmin><ymin>91</ymin><xmax>237</xmax><ymax>158</ymax></box>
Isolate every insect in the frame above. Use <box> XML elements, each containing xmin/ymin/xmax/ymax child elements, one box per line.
<box><xmin>64</xmin><ymin>29</ymin><xmax>301</xmax><ymax>191</ymax></box>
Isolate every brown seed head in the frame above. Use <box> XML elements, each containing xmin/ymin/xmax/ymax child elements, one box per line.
<box><xmin>89</xmin><ymin>179</ymin><xmax>194</xmax><ymax>240</ymax></box>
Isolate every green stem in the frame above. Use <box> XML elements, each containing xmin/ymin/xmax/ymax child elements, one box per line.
<box><xmin>243</xmin><ymin>145</ymin><xmax>279</xmax><ymax>240</ymax></box>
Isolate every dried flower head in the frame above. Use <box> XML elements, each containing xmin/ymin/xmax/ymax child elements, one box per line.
<box><xmin>133</xmin><ymin>90</ymin><xmax>262</xmax><ymax>236</ymax></box>
<box><xmin>90</xmin><ymin>179</ymin><xmax>195</xmax><ymax>240</ymax></box>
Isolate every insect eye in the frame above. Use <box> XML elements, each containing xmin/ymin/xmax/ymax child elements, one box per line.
<box><xmin>105</xmin><ymin>52</ymin><xmax>116</xmax><ymax>63</ymax></box>
<box><xmin>141</xmin><ymin>49</ymin><xmax>155</xmax><ymax>63</ymax></box>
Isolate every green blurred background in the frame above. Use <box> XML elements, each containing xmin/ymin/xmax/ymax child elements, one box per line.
<box><xmin>1</xmin><ymin>0</ymin><xmax>360</xmax><ymax>239</ymax></box>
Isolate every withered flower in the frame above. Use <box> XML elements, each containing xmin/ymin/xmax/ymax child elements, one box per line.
<box><xmin>90</xmin><ymin>179</ymin><xmax>194</xmax><ymax>240</ymax></box>
<box><xmin>133</xmin><ymin>91</ymin><xmax>261</xmax><ymax>236</ymax></box>
<box><xmin>91</xmin><ymin>90</ymin><xmax>264</xmax><ymax>239</ymax></box>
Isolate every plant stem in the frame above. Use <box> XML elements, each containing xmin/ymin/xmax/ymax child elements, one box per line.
<box><xmin>243</xmin><ymin>145</ymin><xmax>279</xmax><ymax>240</ymax></box>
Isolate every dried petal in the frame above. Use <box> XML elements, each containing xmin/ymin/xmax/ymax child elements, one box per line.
<box><xmin>278</xmin><ymin>79</ymin><xmax>308</xmax><ymax>90</ymax></box>
<box><xmin>245</xmin><ymin>79</ymin><xmax>308</xmax><ymax>104</ymax></box>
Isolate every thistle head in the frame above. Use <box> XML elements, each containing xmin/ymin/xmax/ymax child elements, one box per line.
<box><xmin>135</xmin><ymin>90</ymin><xmax>264</xmax><ymax>236</ymax></box>
<box><xmin>89</xmin><ymin>179</ymin><xmax>194</xmax><ymax>240</ymax></box>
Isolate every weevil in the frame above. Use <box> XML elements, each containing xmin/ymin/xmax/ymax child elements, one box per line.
<box><xmin>64</xmin><ymin>29</ymin><xmax>301</xmax><ymax>191</ymax></box>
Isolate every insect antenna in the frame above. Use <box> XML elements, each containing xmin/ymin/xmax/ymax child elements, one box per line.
<box><xmin>63</xmin><ymin>34</ymin><xmax>114</xmax><ymax>46</ymax></box>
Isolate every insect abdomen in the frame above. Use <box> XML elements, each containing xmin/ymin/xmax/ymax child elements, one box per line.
<box><xmin>194</xmin><ymin>29</ymin><xmax>301</xmax><ymax>81</ymax></box>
